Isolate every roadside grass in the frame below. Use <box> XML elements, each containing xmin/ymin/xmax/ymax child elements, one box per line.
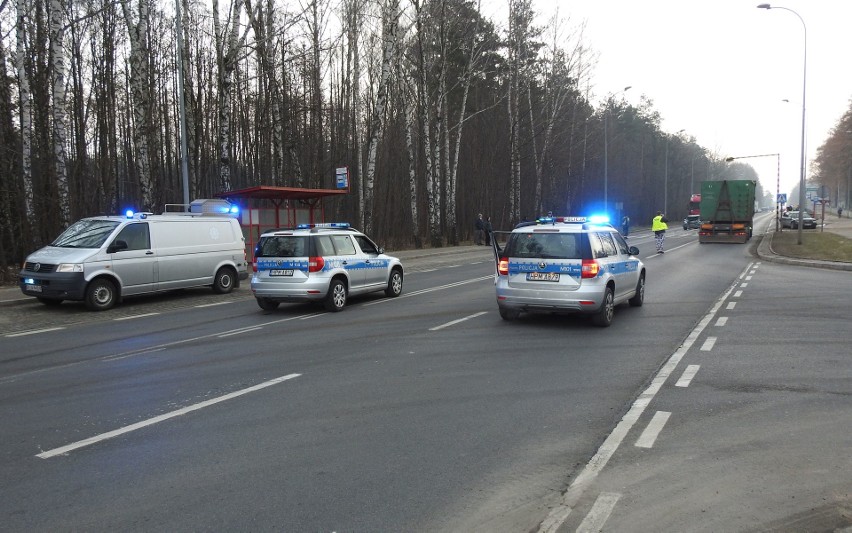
<box><xmin>771</xmin><ymin>228</ymin><xmax>852</xmax><ymax>262</ymax></box>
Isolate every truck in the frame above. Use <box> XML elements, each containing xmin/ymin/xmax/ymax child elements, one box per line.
<box><xmin>698</xmin><ymin>180</ymin><xmax>756</xmax><ymax>244</ymax></box>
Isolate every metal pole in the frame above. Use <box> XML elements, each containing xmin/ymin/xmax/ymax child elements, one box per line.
<box><xmin>664</xmin><ymin>138</ymin><xmax>668</xmax><ymax>214</ymax></box>
<box><xmin>604</xmin><ymin>107</ymin><xmax>608</xmax><ymax>216</ymax></box>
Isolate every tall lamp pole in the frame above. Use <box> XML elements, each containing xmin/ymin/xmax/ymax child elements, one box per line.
<box><xmin>725</xmin><ymin>153</ymin><xmax>781</xmax><ymax>232</ymax></box>
<box><xmin>604</xmin><ymin>85</ymin><xmax>631</xmax><ymax>217</ymax></box>
<box><xmin>758</xmin><ymin>3</ymin><xmax>807</xmax><ymax>244</ymax></box>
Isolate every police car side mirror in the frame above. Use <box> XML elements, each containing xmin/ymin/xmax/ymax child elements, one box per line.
<box><xmin>377</xmin><ymin>247</ymin><xmax>384</xmax><ymax>255</ymax></box>
<box><xmin>108</xmin><ymin>240</ymin><xmax>129</xmax><ymax>253</ymax></box>
<box><xmin>628</xmin><ymin>246</ymin><xmax>640</xmax><ymax>256</ymax></box>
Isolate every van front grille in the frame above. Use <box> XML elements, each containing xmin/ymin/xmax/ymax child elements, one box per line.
<box><xmin>24</xmin><ymin>262</ymin><xmax>57</xmax><ymax>273</ymax></box>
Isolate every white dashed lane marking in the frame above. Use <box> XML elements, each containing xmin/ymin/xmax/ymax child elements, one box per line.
<box><xmin>701</xmin><ymin>337</ymin><xmax>717</xmax><ymax>351</ymax></box>
<box><xmin>676</xmin><ymin>365</ymin><xmax>700</xmax><ymax>387</ymax></box>
<box><xmin>576</xmin><ymin>492</ymin><xmax>621</xmax><ymax>533</ymax></box>
<box><xmin>635</xmin><ymin>411</ymin><xmax>672</xmax><ymax>448</ymax></box>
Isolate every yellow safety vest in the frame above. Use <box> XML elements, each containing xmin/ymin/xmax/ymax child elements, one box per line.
<box><xmin>652</xmin><ymin>215</ymin><xmax>668</xmax><ymax>232</ymax></box>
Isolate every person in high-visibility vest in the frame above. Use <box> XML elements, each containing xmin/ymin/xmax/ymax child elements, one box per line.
<box><xmin>651</xmin><ymin>211</ymin><xmax>669</xmax><ymax>253</ymax></box>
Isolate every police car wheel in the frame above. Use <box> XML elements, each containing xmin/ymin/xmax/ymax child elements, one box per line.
<box><xmin>385</xmin><ymin>269</ymin><xmax>403</xmax><ymax>297</ymax></box>
<box><xmin>629</xmin><ymin>274</ymin><xmax>645</xmax><ymax>307</ymax></box>
<box><xmin>499</xmin><ymin>307</ymin><xmax>520</xmax><ymax>321</ymax></box>
<box><xmin>324</xmin><ymin>279</ymin><xmax>347</xmax><ymax>312</ymax></box>
<box><xmin>213</xmin><ymin>267</ymin><xmax>235</xmax><ymax>294</ymax></box>
<box><xmin>591</xmin><ymin>287</ymin><xmax>614</xmax><ymax>327</ymax></box>
<box><xmin>256</xmin><ymin>297</ymin><xmax>279</xmax><ymax>311</ymax></box>
<box><xmin>86</xmin><ymin>278</ymin><xmax>117</xmax><ymax>311</ymax></box>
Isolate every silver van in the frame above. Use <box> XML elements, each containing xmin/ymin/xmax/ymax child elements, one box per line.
<box><xmin>19</xmin><ymin>205</ymin><xmax>248</xmax><ymax>311</ymax></box>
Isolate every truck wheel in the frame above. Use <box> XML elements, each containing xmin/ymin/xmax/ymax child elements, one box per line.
<box><xmin>86</xmin><ymin>278</ymin><xmax>117</xmax><ymax>311</ymax></box>
<box><xmin>213</xmin><ymin>267</ymin><xmax>236</xmax><ymax>294</ymax></box>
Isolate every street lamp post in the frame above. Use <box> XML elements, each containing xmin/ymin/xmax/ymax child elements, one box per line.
<box><xmin>664</xmin><ymin>129</ymin><xmax>685</xmax><ymax>214</ymax></box>
<box><xmin>725</xmin><ymin>153</ymin><xmax>781</xmax><ymax>232</ymax></box>
<box><xmin>604</xmin><ymin>85</ymin><xmax>631</xmax><ymax>218</ymax></box>
<box><xmin>758</xmin><ymin>3</ymin><xmax>807</xmax><ymax>244</ymax></box>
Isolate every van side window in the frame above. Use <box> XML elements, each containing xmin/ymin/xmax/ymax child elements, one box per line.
<box><xmin>115</xmin><ymin>223</ymin><xmax>150</xmax><ymax>251</ymax></box>
<box><xmin>330</xmin><ymin>235</ymin><xmax>357</xmax><ymax>255</ymax></box>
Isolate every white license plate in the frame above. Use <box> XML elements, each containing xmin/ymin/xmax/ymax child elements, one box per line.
<box><xmin>26</xmin><ymin>284</ymin><xmax>42</xmax><ymax>292</ymax></box>
<box><xmin>269</xmin><ymin>269</ymin><xmax>294</xmax><ymax>276</ymax></box>
<box><xmin>526</xmin><ymin>272</ymin><xmax>560</xmax><ymax>282</ymax></box>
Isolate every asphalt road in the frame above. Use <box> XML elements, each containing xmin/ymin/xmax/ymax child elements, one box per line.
<box><xmin>2</xmin><ymin>215</ymin><xmax>851</xmax><ymax>532</ymax></box>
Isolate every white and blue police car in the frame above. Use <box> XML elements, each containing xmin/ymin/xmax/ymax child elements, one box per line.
<box><xmin>250</xmin><ymin>223</ymin><xmax>403</xmax><ymax>311</ymax></box>
<box><xmin>493</xmin><ymin>216</ymin><xmax>645</xmax><ymax>327</ymax></box>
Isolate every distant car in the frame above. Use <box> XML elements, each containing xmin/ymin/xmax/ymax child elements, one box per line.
<box><xmin>493</xmin><ymin>216</ymin><xmax>645</xmax><ymax>327</ymax></box>
<box><xmin>250</xmin><ymin>223</ymin><xmax>404</xmax><ymax>311</ymax></box>
<box><xmin>683</xmin><ymin>215</ymin><xmax>701</xmax><ymax>230</ymax></box>
<box><xmin>780</xmin><ymin>211</ymin><xmax>817</xmax><ymax>229</ymax></box>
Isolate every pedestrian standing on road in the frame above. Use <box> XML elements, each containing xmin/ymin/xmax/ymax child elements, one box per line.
<box><xmin>484</xmin><ymin>216</ymin><xmax>493</xmax><ymax>245</ymax></box>
<box><xmin>839</xmin><ymin>207</ymin><xmax>843</xmax><ymax>218</ymax></box>
<box><xmin>474</xmin><ymin>213</ymin><xmax>484</xmax><ymax>245</ymax></box>
<box><xmin>652</xmin><ymin>211</ymin><xmax>669</xmax><ymax>253</ymax></box>
<box><xmin>621</xmin><ymin>215</ymin><xmax>630</xmax><ymax>237</ymax></box>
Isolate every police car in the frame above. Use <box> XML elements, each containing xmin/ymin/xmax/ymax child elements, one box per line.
<box><xmin>250</xmin><ymin>223</ymin><xmax>404</xmax><ymax>311</ymax></box>
<box><xmin>493</xmin><ymin>216</ymin><xmax>645</xmax><ymax>327</ymax></box>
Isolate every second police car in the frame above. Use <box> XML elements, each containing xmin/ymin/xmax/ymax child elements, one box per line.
<box><xmin>250</xmin><ymin>223</ymin><xmax>404</xmax><ymax>311</ymax></box>
<box><xmin>493</xmin><ymin>216</ymin><xmax>645</xmax><ymax>327</ymax></box>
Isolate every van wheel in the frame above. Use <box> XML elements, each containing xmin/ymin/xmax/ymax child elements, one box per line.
<box><xmin>213</xmin><ymin>267</ymin><xmax>235</xmax><ymax>294</ymax></box>
<box><xmin>591</xmin><ymin>287</ymin><xmax>614</xmax><ymax>327</ymax></box>
<box><xmin>385</xmin><ymin>268</ymin><xmax>403</xmax><ymax>297</ymax></box>
<box><xmin>324</xmin><ymin>279</ymin><xmax>347</xmax><ymax>312</ymax></box>
<box><xmin>86</xmin><ymin>279</ymin><xmax>117</xmax><ymax>311</ymax></box>
<box><xmin>256</xmin><ymin>297</ymin><xmax>279</xmax><ymax>311</ymax></box>
<box><xmin>629</xmin><ymin>274</ymin><xmax>645</xmax><ymax>307</ymax></box>
<box><xmin>37</xmin><ymin>297</ymin><xmax>63</xmax><ymax>306</ymax></box>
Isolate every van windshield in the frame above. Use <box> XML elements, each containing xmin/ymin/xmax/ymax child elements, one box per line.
<box><xmin>51</xmin><ymin>219</ymin><xmax>121</xmax><ymax>248</ymax></box>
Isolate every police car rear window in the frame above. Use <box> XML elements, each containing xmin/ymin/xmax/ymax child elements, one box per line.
<box><xmin>505</xmin><ymin>233</ymin><xmax>587</xmax><ymax>259</ymax></box>
<box><xmin>256</xmin><ymin>236</ymin><xmax>308</xmax><ymax>258</ymax></box>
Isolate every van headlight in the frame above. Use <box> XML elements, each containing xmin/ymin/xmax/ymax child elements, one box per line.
<box><xmin>56</xmin><ymin>263</ymin><xmax>84</xmax><ymax>273</ymax></box>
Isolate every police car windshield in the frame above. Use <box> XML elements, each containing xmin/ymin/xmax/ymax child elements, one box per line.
<box><xmin>51</xmin><ymin>219</ymin><xmax>121</xmax><ymax>248</ymax></box>
<box><xmin>505</xmin><ymin>232</ymin><xmax>583</xmax><ymax>259</ymax></box>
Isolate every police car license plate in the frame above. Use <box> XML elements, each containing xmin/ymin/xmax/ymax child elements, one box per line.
<box><xmin>269</xmin><ymin>269</ymin><xmax>294</xmax><ymax>276</ymax></box>
<box><xmin>26</xmin><ymin>284</ymin><xmax>42</xmax><ymax>292</ymax></box>
<box><xmin>527</xmin><ymin>272</ymin><xmax>559</xmax><ymax>282</ymax></box>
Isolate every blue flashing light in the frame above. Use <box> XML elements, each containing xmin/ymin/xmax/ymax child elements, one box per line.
<box><xmin>228</xmin><ymin>205</ymin><xmax>240</xmax><ymax>215</ymax></box>
<box><xmin>536</xmin><ymin>217</ymin><xmax>557</xmax><ymax>225</ymax></box>
<box><xmin>587</xmin><ymin>214</ymin><xmax>610</xmax><ymax>225</ymax></box>
<box><xmin>125</xmin><ymin>209</ymin><xmax>135</xmax><ymax>219</ymax></box>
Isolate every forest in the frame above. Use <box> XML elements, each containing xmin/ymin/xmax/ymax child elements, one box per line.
<box><xmin>2</xmin><ymin>0</ymin><xmax>848</xmax><ymax>281</ymax></box>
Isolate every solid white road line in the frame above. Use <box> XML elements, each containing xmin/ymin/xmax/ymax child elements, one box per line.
<box><xmin>195</xmin><ymin>301</ymin><xmax>230</xmax><ymax>308</ymax></box>
<box><xmin>635</xmin><ymin>411</ymin><xmax>672</xmax><ymax>448</ymax></box>
<box><xmin>5</xmin><ymin>327</ymin><xmax>65</xmax><ymax>338</ymax></box>
<box><xmin>429</xmin><ymin>311</ymin><xmax>488</xmax><ymax>331</ymax></box>
<box><xmin>676</xmin><ymin>365</ymin><xmax>700</xmax><ymax>388</ymax></box>
<box><xmin>701</xmin><ymin>337</ymin><xmax>717</xmax><ymax>351</ymax></box>
<box><xmin>576</xmin><ymin>492</ymin><xmax>621</xmax><ymax>533</ymax></box>
<box><xmin>36</xmin><ymin>373</ymin><xmax>301</xmax><ymax>459</ymax></box>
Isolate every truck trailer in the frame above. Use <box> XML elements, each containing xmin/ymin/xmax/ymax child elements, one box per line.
<box><xmin>698</xmin><ymin>180</ymin><xmax>756</xmax><ymax>244</ymax></box>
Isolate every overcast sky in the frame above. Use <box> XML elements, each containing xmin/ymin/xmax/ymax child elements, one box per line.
<box><xmin>486</xmin><ymin>1</ymin><xmax>852</xmax><ymax>200</ymax></box>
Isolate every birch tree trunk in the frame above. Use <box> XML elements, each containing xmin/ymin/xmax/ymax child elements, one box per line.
<box><xmin>16</xmin><ymin>0</ymin><xmax>35</xmax><ymax>240</ymax></box>
<box><xmin>363</xmin><ymin>0</ymin><xmax>398</xmax><ymax>235</ymax></box>
<box><xmin>121</xmin><ymin>0</ymin><xmax>153</xmax><ymax>210</ymax></box>
<box><xmin>50</xmin><ymin>0</ymin><xmax>70</xmax><ymax>225</ymax></box>
<box><xmin>213</xmin><ymin>0</ymin><xmax>247</xmax><ymax>192</ymax></box>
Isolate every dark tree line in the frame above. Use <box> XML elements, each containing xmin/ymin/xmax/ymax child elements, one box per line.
<box><xmin>0</xmin><ymin>0</ymin><xmax>780</xmax><ymax>280</ymax></box>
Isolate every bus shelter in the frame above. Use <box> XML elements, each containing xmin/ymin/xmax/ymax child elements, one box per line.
<box><xmin>217</xmin><ymin>185</ymin><xmax>349</xmax><ymax>263</ymax></box>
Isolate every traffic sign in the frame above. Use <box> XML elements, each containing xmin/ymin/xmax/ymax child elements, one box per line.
<box><xmin>777</xmin><ymin>193</ymin><xmax>787</xmax><ymax>204</ymax></box>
